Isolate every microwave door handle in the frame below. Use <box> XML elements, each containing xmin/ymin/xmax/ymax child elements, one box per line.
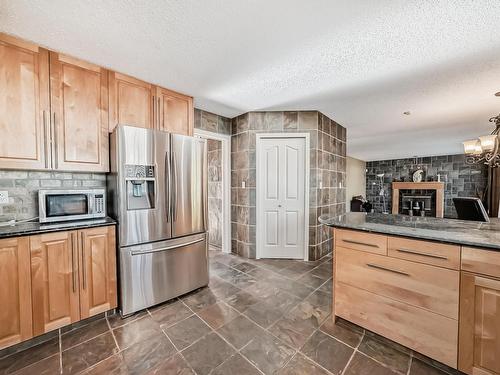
<box><xmin>88</xmin><ymin>193</ymin><xmax>94</xmax><ymax>214</ymax></box>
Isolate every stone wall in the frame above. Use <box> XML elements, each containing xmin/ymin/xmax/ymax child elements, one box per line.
<box><xmin>366</xmin><ymin>154</ymin><xmax>488</xmax><ymax>218</ymax></box>
<box><xmin>207</xmin><ymin>139</ymin><xmax>223</xmax><ymax>248</ymax></box>
<box><xmin>194</xmin><ymin>108</ymin><xmax>231</xmax><ymax>135</ymax></box>
<box><xmin>230</xmin><ymin>111</ymin><xmax>346</xmax><ymax>261</ymax></box>
<box><xmin>0</xmin><ymin>170</ymin><xmax>106</xmax><ymax>222</ymax></box>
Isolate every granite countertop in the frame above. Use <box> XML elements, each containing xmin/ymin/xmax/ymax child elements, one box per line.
<box><xmin>0</xmin><ymin>217</ymin><xmax>117</xmax><ymax>239</ymax></box>
<box><xmin>319</xmin><ymin>212</ymin><xmax>500</xmax><ymax>251</ymax></box>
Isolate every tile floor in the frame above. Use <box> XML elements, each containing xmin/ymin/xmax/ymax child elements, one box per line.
<box><xmin>0</xmin><ymin>249</ymin><xmax>461</xmax><ymax>375</ymax></box>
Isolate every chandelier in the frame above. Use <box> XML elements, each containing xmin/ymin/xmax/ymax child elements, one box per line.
<box><xmin>463</xmin><ymin>114</ymin><xmax>500</xmax><ymax>168</ymax></box>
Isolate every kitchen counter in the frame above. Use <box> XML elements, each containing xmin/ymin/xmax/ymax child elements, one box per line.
<box><xmin>0</xmin><ymin>217</ymin><xmax>116</xmax><ymax>239</ymax></box>
<box><xmin>319</xmin><ymin>212</ymin><xmax>500</xmax><ymax>251</ymax></box>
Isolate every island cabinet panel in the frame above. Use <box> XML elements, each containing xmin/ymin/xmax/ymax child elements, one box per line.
<box><xmin>156</xmin><ymin>86</ymin><xmax>193</xmax><ymax>135</ymax></box>
<box><xmin>108</xmin><ymin>72</ymin><xmax>155</xmax><ymax>132</ymax></box>
<box><xmin>336</xmin><ymin>282</ymin><xmax>458</xmax><ymax>368</ymax></box>
<box><xmin>50</xmin><ymin>53</ymin><xmax>109</xmax><ymax>172</ymax></box>
<box><xmin>336</xmin><ymin>247</ymin><xmax>460</xmax><ymax>319</ymax></box>
<box><xmin>0</xmin><ymin>237</ymin><xmax>33</xmax><ymax>350</ymax></box>
<box><xmin>0</xmin><ymin>34</ymin><xmax>50</xmax><ymax>170</ymax></box>
<box><xmin>462</xmin><ymin>247</ymin><xmax>500</xmax><ymax>279</ymax></box>
<box><xmin>459</xmin><ymin>272</ymin><xmax>500</xmax><ymax>375</ymax></box>
<box><xmin>335</xmin><ymin>229</ymin><xmax>387</xmax><ymax>255</ymax></box>
<box><xmin>388</xmin><ymin>236</ymin><xmax>461</xmax><ymax>270</ymax></box>
<box><xmin>30</xmin><ymin>231</ymin><xmax>80</xmax><ymax>336</ymax></box>
<box><xmin>78</xmin><ymin>226</ymin><xmax>117</xmax><ymax>319</ymax></box>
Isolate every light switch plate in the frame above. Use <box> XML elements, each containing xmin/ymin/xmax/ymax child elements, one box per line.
<box><xmin>0</xmin><ymin>191</ymin><xmax>8</xmax><ymax>204</ymax></box>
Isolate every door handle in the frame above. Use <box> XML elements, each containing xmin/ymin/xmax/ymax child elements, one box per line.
<box><xmin>342</xmin><ymin>239</ymin><xmax>379</xmax><ymax>248</ymax></box>
<box><xmin>43</xmin><ymin>110</ymin><xmax>49</xmax><ymax>169</ymax></box>
<box><xmin>71</xmin><ymin>233</ymin><xmax>77</xmax><ymax>293</ymax></box>
<box><xmin>130</xmin><ymin>237</ymin><xmax>204</xmax><ymax>256</ymax></box>
<box><xmin>366</xmin><ymin>263</ymin><xmax>410</xmax><ymax>277</ymax></box>
<box><xmin>172</xmin><ymin>151</ymin><xmax>178</xmax><ymax>220</ymax></box>
<box><xmin>396</xmin><ymin>248</ymin><xmax>448</xmax><ymax>260</ymax></box>
<box><xmin>52</xmin><ymin>112</ymin><xmax>58</xmax><ymax>169</ymax></box>
<box><xmin>165</xmin><ymin>151</ymin><xmax>170</xmax><ymax>222</ymax></box>
<box><xmin>80</xmin><ymin>232</ymin><xmax>86</xmax><ymax>290</ymax></box>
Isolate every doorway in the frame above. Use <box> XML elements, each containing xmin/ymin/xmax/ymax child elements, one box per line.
<box><xmin>256</xmin><ymin>133</ymin><xmax>310</xmax><ymax>260</ymax></box>
<box><xmin>194</xmin><ymin>129</ymin><xmax>231</xmax><ymax>254</ymax></box>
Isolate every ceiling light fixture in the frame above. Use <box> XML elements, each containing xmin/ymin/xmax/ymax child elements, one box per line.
<box><xmin>495</xmin><ymin>92</ymin><xmax>500</xmax><ymax>97</ymax></box>
<box><xmin>463</xmin><ymin>113</ymin><xmax>500</xmax><ymax>168</ymax></box>
<box><xmin>403</xmin><ymin>111</ymin><xmax>411</xmax><ymax>115</ymax></box>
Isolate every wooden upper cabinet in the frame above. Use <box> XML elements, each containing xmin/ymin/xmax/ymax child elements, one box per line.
<box><xmin>0</xmin><ymin>34</ymin><xmax>50</xmax><ymax>170</ymax></box>
<box><xmin>30</xmin><ymin>231</ymin><xmax>80</xmax><ymax>336</ymax></box>
<box><xmin>0</xmin><ymin>237</ymin><xmax>33</xmax><ymax>350</ymax></box>
<box><xmin>50</xmin><ymin>53</ymin><xmax>109</xmax><ymax>172</ymax></box>
<box><xmin>78</xmin><ymin>226</ymin><xmax>117</xmax><ymax>319</ymax></box>
<box><xmin>109</xmin><ymin>72</ymin><xmax>155</xmax><ymax>132</ymax></box>
<box><xmin>156</xmin><ymin>86</ymin><xmax>193</xmax><ymax>135</ymax></box>
<box><xmin>459</xmin><ymin>272</ymin><xmax>500</xmax><ymax>375</ymax></box>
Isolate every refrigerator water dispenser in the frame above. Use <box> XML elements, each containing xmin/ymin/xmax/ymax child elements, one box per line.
<box><xmin>125</xmin><ymin>165</ymin><xmax>155</xmax><ymax>210</ymax></box>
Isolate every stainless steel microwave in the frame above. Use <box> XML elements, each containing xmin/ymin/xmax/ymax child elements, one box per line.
<box><xmin>38</xmin><ymin>189</ymin><xmax>106</xmax><ymax>223</ymax></box>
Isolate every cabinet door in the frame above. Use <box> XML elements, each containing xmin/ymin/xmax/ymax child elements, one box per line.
<box><xmin>157</xmin><ymin>87</ymin><xmax>193</xmax><ymax>135</ymax></box>
<box><xmin>0</xmin><ymin>33</ymin><xmax>50</xmax><ymax>170</ymax></box>
<box><xmin>50</xmin><ymin>53</ymin><xmax>109</xmax><ymax>172</ymax></box>
<box><xmin>459</xmin><ymin>272</ymin><xmax>500</xmax><ymax>375</ymax></box>
<box><xmin>0</xmin><ymin>237</ymin><xmax>32</xmax><ymax>349</ymax></box>
<box><xmin>109</xmin><ymin>72</ymin><xmax>155</xmax><ymax>132</ymax></box>
<box><xmin>30</xmin><ymin>231</ymin><xmax>80</xmax><ymax>336</ymax></box>
<box><xmin>78</xmin><ymin>226</ymin><xmax>117</xmax><ymax>319</ymax></box>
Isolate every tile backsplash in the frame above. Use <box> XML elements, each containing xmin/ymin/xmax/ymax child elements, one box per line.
<box><xmin>0</xmin><ymin>170</ymin><xmax>106</xmax><ymax>222</ymax></box>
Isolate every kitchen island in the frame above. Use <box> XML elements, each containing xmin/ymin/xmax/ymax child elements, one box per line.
<box><xmin>319</xmin><ymin>212</ymin><xmax>500</xmax><ymax>375</ymax></box>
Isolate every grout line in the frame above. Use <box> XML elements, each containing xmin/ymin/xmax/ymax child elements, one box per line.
<box><xmin>340</xmin><ymin>329</ymin><xmax>365</xmax><ymax>375</ymax></box>
<box><xmin>406</xmin><ymin>353</ymin><xmax>413</xmax><ymax>375</ymax></box>
<box><xmin>106</xmin><ymin>316</ymin><xmax>120</xmax><ymax>352</ymax></box>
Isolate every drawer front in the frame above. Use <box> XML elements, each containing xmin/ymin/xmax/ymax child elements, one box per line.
<box><xmin>336</xmin><ymin>247</ymin><xmax>459</xmax><ymax>319</ymax></box>
<box><xmin>335</xmin><ymin>282</ymin><xmax>458</xmax><ymax>368</ymax></box>
<box><xmin>388</xmin><ymin>237</ymin><xmax>460</xmax><ymax>270</ymax></box>
<box><xmin>461</xmin><ymin>247</ymin><xmax>500</xmax><ymax>279</ymax></box>
<box><xmin>335</xmin><ymin>229</ymin><xmax>387</xmax><ymax>255</ymax></box>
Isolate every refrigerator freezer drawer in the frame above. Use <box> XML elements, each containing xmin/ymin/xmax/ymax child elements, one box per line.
<box><xmin>119</xmin><ymin>233</ymin><xmax>209</xmax><ymax>316</ymax></box>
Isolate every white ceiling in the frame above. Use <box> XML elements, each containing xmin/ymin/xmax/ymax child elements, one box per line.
<box><xmin>2</xmin><ymin>0</ymin><xmax>500</xmax><ymax>161</ymax></box>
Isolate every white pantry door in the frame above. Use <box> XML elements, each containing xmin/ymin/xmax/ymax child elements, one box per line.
<box><xmin>257</xmin><ymin>137</ymin><xmax>305</xmax><ymax>259</ymax></box>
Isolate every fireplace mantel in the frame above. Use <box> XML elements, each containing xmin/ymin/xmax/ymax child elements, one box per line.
<box><xmin>391</xmin><ymin>182</ymin><xmax>445</xmax><ymax>218</ymax></box>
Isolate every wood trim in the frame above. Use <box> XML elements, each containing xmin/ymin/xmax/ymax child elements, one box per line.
<box><xmin>0</xmin><ymin>32</ymin><xmax>39</xmax><ymax>52</ymax></box>
<box><xmin>391</xmin><ymin>182</ymin><xmax>445</xmax><ymax>218</ymax></box>
<box><xmin>461</xmin><ymin>246</ymin><xmax>500</xmax><ymax>279</ymax></box>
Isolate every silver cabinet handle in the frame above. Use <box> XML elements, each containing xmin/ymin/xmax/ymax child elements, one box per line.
<box><xmin>396</xmin><ymin>248</ymin><xmax>448</xmax><ymax>260</ymax></box>
<box><xmin>342</xmin><ymin>239</ymin><xmax>379</xmax><ymax>248</ymax></box>
<box><xmin>43</xmin><ymin>110</ymin><xmax>49</xmax><ymax>168</ymax></box>
<box><xmin>158</xmin><ymin>97</ymin><xmax>161</xmax><ymax>129</ymax></box>
<box><xmin>152</xmin><ymin>96</ymin><xmax>155</xmax><ymax>129</ymax></box>
<box><xmin>131</xmin><ymin>237</ymin><xmax>204</xmax><ymax>256</ymax></box>
<box><xmin>80</xmin><ymin>232</ymin><xmax>86</xmax><ymax>290</ymax></box>
<box><xmin>52</xmin><ymin>112</ymin><xmax>58</xmax><ymax>169</ymax></box>
<box><xmin>71</xmin><ymin>233</ymin><xmax>77</xmax><ymax>293</ymax></box>
<box><xmin>366</xmin><ymin>263</ymin><xmax>410</xmax><ymax>277</ymax></box>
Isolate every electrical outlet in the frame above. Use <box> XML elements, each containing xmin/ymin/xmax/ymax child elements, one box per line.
<box><xmin>0</xmin><ymin>191</ymin><xmax>8</xmax><ymax>204</ymax></box>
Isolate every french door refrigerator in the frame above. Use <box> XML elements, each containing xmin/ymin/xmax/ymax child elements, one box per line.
<box><xmin>108</xmin><ymin>125</ymin><xmax>208</xmax><ymax>316</ymax></box>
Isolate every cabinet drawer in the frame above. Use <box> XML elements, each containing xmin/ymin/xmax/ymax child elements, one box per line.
<box><xmin>388</xmin><ymin>237</ymin><xmax>460</xmax><ymax>270</ymax></box>
<box><xmin>335</xmin><ymin>229</ymin><xmax>387</xmax><ymax>255</ymax></box>
<box><xmin>335</xmin><ymin>282</ymin><xmax>458</xmax><ymax>368</ymax></box>
<box><xmin>461</xmin><ymin>247</ymin><xmax>500</xmax><ymax>279</ymax></box>
<box><xmin>336</xmin><ymin>247</ymin><xmax>459</xmax><ymax>319</ymax></box>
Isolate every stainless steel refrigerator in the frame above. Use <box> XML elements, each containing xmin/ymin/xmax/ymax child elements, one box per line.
<box><xmin>108</xmin><ymin>125</ymin><xmax>208</xmax><ymax>316</ymax></box>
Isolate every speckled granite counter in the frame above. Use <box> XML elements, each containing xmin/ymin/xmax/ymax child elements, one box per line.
<box><xmin>319</xmin><ymin>212</ymin><xmax>500</xmax><ymax>251</ymax></box>
<box><xmin>0</xmin><ymin>217</ymin><xmax>116</xmax><ymax>239</ymax></box>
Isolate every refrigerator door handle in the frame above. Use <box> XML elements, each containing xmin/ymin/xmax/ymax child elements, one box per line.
<box><xmin>130</xmin><ymin>237</ymin><xmax>204</xmax><ymax>256</ymax></box>
<box><xmin>165</xmin><ymin>150</ymin><xmax>170</xmax><ymax>222</ymax></box>
<box><xmin>172</xmin><ymin>151</ymin><xmax>178</xmax><ymax>221</ymax></box>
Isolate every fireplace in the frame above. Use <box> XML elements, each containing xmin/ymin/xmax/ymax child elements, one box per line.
<box><xmin>391</xmin><ymin>182</ymin><xmax>445</xmax><ymax>218</ymax></box>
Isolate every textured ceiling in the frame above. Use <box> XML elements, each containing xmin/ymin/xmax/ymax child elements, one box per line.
<box><xmin>1</xmin><ymin>0</ymin><xmax>500</xmax><ymax>161</ymax></box>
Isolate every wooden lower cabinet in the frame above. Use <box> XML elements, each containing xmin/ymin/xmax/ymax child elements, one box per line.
<box><xmin>30</xmin><ymin>226</ymin><xmax>117</xmax><ymax>336</ymax></box>
<box><xmin>79</xmin><ymin>226</ymin><xmax>117</xmax><ymax>319</ymax></box>
<box><xmin>30</xmin><ymin>231</ymin><xmax>80</xmax><ymax>336</ymax></box>
<box><xmin>0</xmin><ymin>237</ymin><xmax>33</xmax><ymax>350</ymax></box>
<box><xmin>459</xmin><ymin>272</ymin><xmax>500</xmax><ymax>375</ymax></box>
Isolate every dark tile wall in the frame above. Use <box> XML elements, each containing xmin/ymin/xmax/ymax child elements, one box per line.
<box><xmin>230</xmin><ymin>111</ymin><xmax>346</xmax><ymax>260</ymax></box>
<box><xmin>366</xmin><ymin>154</ymin><xmax>488</xmax><ymax>218</ymax></box>
<box><xmin>194</xmin><ymin>108</ymin><xmax>231</xmax><ymax>135</ymax></box>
